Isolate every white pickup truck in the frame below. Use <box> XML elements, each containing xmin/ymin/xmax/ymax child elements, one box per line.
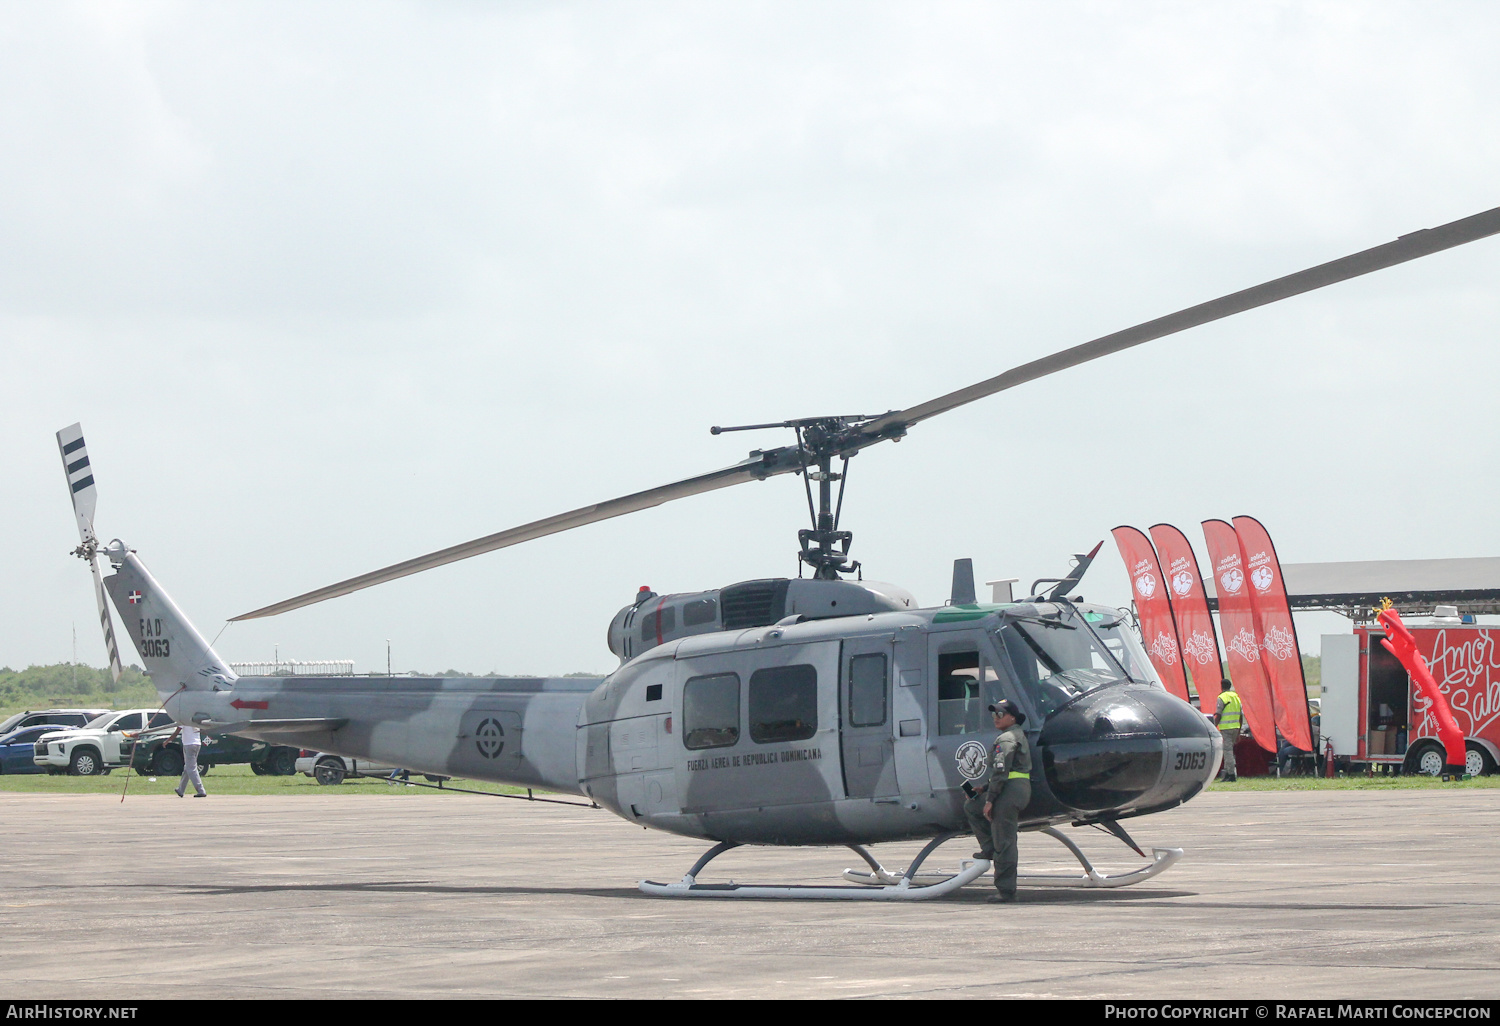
<box><xmin>33</xmin><ymin>709</ymin><xmax>175</xmax><ymax>776</ymax></box>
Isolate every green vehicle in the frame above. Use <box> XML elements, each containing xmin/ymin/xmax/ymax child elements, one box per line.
<box><xmin>129</xmin><ymin>726</ymin><xmax>300</xmax><ymax>777</ymax></box>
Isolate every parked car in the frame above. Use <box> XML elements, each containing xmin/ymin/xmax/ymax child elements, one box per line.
<box><xmin>294</xmin><ymin>751</ymin><xmax>447</xmax><ymax>786</ymax></box>
<box><xmin>0</xmin><ymin>708</ymin><xmax>109</xmax><ymax>735</ymax></box>
<box><xmin>32</xmin><ymin>709</ymin><xmax>173</xmax><ymax>776</ymax></box>
<box><xmin>0</xmin><ymin>724</ymin><xmax>76</xmax><ymax>774</ymax></box>
<box><xmin>128</xmin><ymin>727</ymin><xmax>300</xmax><ymax>777</ymax></box>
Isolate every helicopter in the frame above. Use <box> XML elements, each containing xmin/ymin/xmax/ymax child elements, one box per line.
<box><xmin>59</xmin><ymin>204</ymin><xmax>1500</xmax><ymax>900</ymax></box>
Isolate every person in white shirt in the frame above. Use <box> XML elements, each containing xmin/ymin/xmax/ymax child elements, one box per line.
<box><xmin>173</xmin><ymin>724</ymin><xmax>206</xmax><ymax>798</ymax></box>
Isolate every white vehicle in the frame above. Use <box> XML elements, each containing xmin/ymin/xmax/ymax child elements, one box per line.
<box><xmin>0</xmin><ymin>708</ymin><xmax>109</xmax><ymax>734</ymax></box>
<box><xmin>295</xmin><ymin>751</ymin><xmax>411</xmax><ymax>786</ymax></box>
<box><xmin>33</xmin><ymin>709</ymin><xmax>174</xmax><ymax>776</ymax></box>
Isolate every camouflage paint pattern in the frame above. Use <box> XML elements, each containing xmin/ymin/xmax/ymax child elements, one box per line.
<box><xmin>103</xmin><ymin>545</ymin><xmax>1219</xmax><ymax>847</ymax></box>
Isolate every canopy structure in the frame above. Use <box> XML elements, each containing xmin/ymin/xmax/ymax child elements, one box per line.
<box><xmin>1203</xmin><ymin>557</ymin><xmax>1500</xmax><ymax>620</ymax></box>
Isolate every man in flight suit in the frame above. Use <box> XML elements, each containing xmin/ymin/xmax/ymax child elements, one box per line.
<box><xmin>962</xmin><ymin>699</ymin><xmax>1032</xmax><ymax>903</ymax></box>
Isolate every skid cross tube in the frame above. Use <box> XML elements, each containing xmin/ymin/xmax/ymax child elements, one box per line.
<box><xmin>638</xmin><ymin>833</ymin><xmax>991</xmax><ymax>900</ymax></box>
<box><xmin>841</xmin><ymin>827</ymin><xmax>1184</xmax><ymax>890</ymax></box>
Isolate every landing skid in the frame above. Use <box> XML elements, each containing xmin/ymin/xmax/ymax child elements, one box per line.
<box><xmin>638</xmin><ymin>834</ymin><xmax>991</xmax><ymax>900</ymax></box>
<box><xmin>840</xmin><ymin>826</ymin><xmax>1182</xmax><ymax>890</ymax></box>
<box><xmin>638</xmin><ymin>826</ymin><xmax>1182</xmax><ymax>900</ymax></box>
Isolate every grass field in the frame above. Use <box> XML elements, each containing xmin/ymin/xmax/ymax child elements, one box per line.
<box><xmin>0</xmin><ymin>763</ymin><xmax>539</xmax><ymax>797</ymax></box>
<box><xmin>1205</xmin><ymin>775</ymin><xmax>1500</xmax><ymax>791</ymax></box>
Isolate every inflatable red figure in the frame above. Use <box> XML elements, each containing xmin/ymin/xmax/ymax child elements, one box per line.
<box><xmin>1376</xmin><ymin>608</ymin><xmax>1468</xmax><ymax>773</ymax></box>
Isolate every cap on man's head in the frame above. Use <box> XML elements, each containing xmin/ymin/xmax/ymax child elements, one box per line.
<box><xmin>988</xmin><ymin>700</ymin><xmax>1026</xmax><ymax>725</ymax></box>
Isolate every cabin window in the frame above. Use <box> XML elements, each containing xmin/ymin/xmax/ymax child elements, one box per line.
<box><xmin>682</xmin><ymin>598</ymin><xmax>717</xmax><ymax>627</ymax></box>
<box><xmin>639</xmin><ymin>605</ymin><xmax>677</xmax><ymax>643</ymax></box>
<box><xmin>683</xmin><ymin>673</ymin><xmax>740</xmax><ymax>750</ymax></box>
<box><xmin>645</xmin><ymin>684</ymin><xmax>663</xmax><ymax>702</ymax></box>
<box><xmin>749</xmin><ymin>665</ymin><xmax>818</xmax><ymax>743</ymax></box>
<box><xmin>847</xmin><ymin>653</ymin><xmax>888</xmax><ymax>727</ymax></box>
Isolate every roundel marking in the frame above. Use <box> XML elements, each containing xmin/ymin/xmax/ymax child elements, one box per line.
<box><xmin>475</xmin><ymin>717</ymin><xmax>505</xmax><ymax>759</ymax></box>
<box><xmin>955</xmin><ymin>740</ymin><xmax>988</xmax><ymax>781</ymax></box>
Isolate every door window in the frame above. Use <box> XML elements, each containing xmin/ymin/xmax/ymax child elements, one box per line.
<box><xmin>847</xmin><ymin>653</ymin><xmax>888</xmax><ymax>727</ymax></box>
<box><xmin>936</xmin><ymin>649</ymin><xmax>1004</xmax><ymax>735</ymax></box>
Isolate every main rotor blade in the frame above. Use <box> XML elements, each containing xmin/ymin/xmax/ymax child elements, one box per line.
<box><xmin>231</xmin><ymin>453</ymin><xmax>785</xmax><ymax>620</ymax></box>
<box><xmin>857</xmin><ymin>206</ymin><xmax>1500</xmax><ymax>439</ymax></box>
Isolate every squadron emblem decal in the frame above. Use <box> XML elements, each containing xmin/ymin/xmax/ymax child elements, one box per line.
<box><xmin>955</xmin><ymin>740</ymin><xmax>988</xmax><ymax>780</ymax></box>
<box><xmin>474</xmin><ymin>717</ymin><xmax>505</xmax><ymax>759</ymax></box>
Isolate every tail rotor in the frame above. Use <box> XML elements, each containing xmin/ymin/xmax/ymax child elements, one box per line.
<box><xmin>56</xmin><ymin>423</ymin><xmax>123</xmax><ymax>686</ymax></box>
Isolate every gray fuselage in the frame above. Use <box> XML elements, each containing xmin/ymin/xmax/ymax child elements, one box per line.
<box><xmin>170</xmin><ymin>601</ymin><xmax>1220</xmax><ymax>847</ymax></box>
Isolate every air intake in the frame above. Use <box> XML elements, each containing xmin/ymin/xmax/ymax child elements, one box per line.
<box><xmin>720</xmin><ymin>579</ymin><xmax>792</xmax><ymax>630</ymax></box>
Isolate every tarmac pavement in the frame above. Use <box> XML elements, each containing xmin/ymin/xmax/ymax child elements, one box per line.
<box><xmin>1</xmin><ymin>788</ymin><xmax>1496</xmax><ymax>999</ymax></box>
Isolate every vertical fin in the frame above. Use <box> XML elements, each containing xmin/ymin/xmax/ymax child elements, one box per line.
<box><xmin>104</xmin><ymin>549</ymin><xmax>236</xmax><ymax>695</ymax></box>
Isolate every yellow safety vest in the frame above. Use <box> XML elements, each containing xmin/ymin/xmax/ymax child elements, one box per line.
<box><xmin>1219</xmin><ymin>690</ymin><xmax>1243</xmax><ymax>731</ymax></box>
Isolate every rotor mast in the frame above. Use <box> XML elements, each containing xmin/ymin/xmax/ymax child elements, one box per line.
<box><xmin>713</xmin><ymin>415</ymin><xmax>878</xmax><ymax>580</ymax></box>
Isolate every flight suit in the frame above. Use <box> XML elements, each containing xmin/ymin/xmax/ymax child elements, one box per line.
<box><xmin>963</xmin><ymin>724</ymin><xmax>1033</xmax><ymax>896</ymax></box>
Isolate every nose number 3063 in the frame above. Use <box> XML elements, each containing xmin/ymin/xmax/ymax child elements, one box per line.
<box><xmin>1173</xmin><ymin>751</ymin><xmax>1207</xmax><ymax>771</ymax></box>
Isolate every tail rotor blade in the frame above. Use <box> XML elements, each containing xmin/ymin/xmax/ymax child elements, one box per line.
<box><xmin>89</xmin><ymin>556</ymin><xmax>123</xmax><ymax>686</ymax></box>
<box><xmin>55</xmin><ymin>422</ymin><xmax>98</xmax><ymax>543</ymax></box>
<box><xmin>56</xmin><ymin>422</ymin><xmax>121</xmax><ymax>683</ymax></box>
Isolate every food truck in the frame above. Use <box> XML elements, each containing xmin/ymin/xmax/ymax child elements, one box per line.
<box><xmin>1321</xmin><ymin>617</ymin><xmax>1499</xmax><ymax>776</ymax></box>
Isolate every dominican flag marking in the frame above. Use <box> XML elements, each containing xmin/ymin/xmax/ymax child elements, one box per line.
<box><xmin>128</xmin><ymin>591</ymin><xmax>143</xmax><ymax>605</ymax></box>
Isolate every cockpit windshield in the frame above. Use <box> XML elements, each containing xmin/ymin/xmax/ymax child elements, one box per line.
<box><xmin>1086</xmin><ymin>612</ymin><xmax>1161</xmax><ymax>688</ymax></box>
<box><xmin>996</xmin><ymin>603</ymin><xmax>1141</xmax><ymax>717</ymax></box>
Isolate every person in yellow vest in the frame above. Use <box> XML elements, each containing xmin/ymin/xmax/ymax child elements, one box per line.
<box><xmin>1213</xmin><ymin>678</ymin><xmax>1242</xmax><ymax>783</ymax></box>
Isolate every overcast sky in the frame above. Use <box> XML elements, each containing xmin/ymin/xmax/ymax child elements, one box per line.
<box><xmin>4</xmin><ymin>1</ymin><xmax>1498</xmax><ymax>675</ymax></box>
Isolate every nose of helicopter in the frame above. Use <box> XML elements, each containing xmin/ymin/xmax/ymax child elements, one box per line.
<box><xmin>1039</xmin><ymin>685</ymin><xmax>1221</xmax><ymax>816</ymax></box>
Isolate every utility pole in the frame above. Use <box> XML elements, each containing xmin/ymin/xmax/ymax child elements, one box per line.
<box><xmin>386</xmin><ymin>640</ymin><xmax>392</xmax><ymax>677</ymax></box>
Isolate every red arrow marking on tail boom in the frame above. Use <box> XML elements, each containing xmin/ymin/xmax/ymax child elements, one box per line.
<box><xmin>230</xmin><ymin>699</ymin><xmax>269</xmax><ymax>710</ymax></box>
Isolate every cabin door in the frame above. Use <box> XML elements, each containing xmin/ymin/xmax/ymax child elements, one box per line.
<box><xmin>839</xmin><ymin>636</ymin><xmax>898</xmax><ymax>799</ymax></box>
